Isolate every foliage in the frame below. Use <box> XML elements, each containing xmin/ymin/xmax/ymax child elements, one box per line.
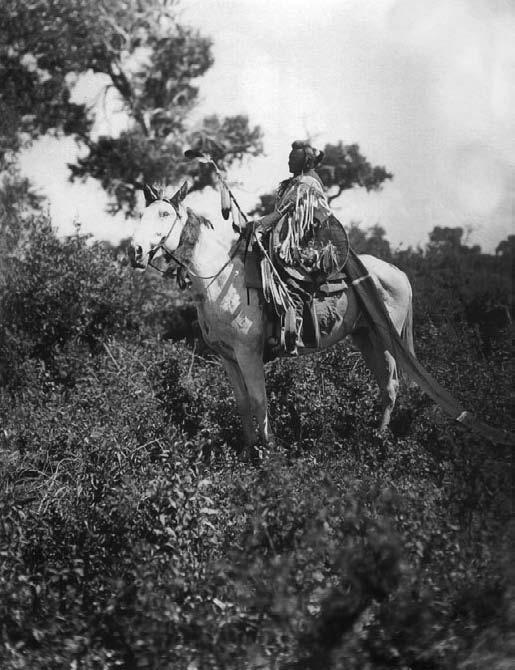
<box><xmin>0</xmin><ymin>207</ymin><xmax>514</xmax><ymax>668</ymax></box>
<box><xmin>346</xmin><ymin>222</ymin><xmax>392</xmax><ymax>260</ymax></box>
<box><xmin>495</xmin><ymin>234</ymin><xmax>514</xmax><ymax>259</ymax></box>
<box><xmin>0</xmin><ymin>321</ymin><xmax>512</xmax><ymax>668</ymax></box>
<box><xmin>318</xmin><ymin>141</ymin><xmax>393</xmax><ymax>203</ymax></box>
<box><xmin>0</xmin><ymin>215</ymin><xmax>136</xmax><ymax>380</ymax></box>
<box><xmin>0</xmin><ymin>167</ymin><xmax>44</xmax><ymax>264</ymax></box>
<box><xmin>0</xmin><ymin>0</ymin><xmax>263</xmax><ymax>212</ymax></box>
<box><xmin>248</xmin><ymin>191</ymin><xmax>277</xmax><ymax>218</ymax></box>
<box><xmin>0</xmin><ymin>209</ymin><xmax>191</xmax><ymax>384</ymax></box>
<box><xmin>393</xmin><ymin>228</ymin><xmax>513</xmax><ymax>363</ymax></box>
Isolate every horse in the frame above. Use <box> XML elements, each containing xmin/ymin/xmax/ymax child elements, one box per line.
<box><xmin>128</xmin><ymin>184</ymin><xmax>416</xmax><ymax>448</ymax></box>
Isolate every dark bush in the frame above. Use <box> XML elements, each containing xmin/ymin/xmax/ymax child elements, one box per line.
<box><xmin>0</xmin><ymin>214</ymin><xmax>141</xmax><ymax>382</ymax></box>
<box><xmin>0</xmin><ymin>219</ymin><xmax>512</xmax><ymax>668</ymax></box>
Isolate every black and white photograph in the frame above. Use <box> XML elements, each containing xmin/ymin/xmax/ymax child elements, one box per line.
<box><xmin>0</xmin><ymin>1</ymin><xmax>513</xmax><ymax>667</ymax></box>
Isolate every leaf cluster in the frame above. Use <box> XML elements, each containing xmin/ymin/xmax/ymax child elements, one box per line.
<box><xmin>0</xmin><ymin>0</ymin><xmax>263</xmax><ymax>211</ymax></box>
<box><xmin>0</xmin><ymin>212</ymin><xmax>513</xmax><ymax>668</ymax></box>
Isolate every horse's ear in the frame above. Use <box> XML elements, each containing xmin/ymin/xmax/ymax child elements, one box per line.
<box><xmin>167</xmin><ymin>180</ymin><xmax>190</xmax><ymax>210</ymax></box>
<box><xmin>143</xmin><ymin>184</ymin><xmax>159</xmax><ymax>206</ymax></box>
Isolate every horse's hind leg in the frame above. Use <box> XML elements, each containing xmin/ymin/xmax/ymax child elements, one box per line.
<box><xmin>352</xmin><ymin>329</ymin><xmax>399</xmax><ymax>431</ymax></box>
<box><xmin>378</xmin><ymin>349</ymin><xmax>399</xmax><ymax>431</ymax></box>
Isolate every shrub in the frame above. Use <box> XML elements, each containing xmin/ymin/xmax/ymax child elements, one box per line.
<box><xmin>0</xmin><ymin>215</ymin><xmax>512</xmax><ymax>667</ymax></box>
<box><xmin>0</xmin><ymin>214</ymin><xmax>140</xmax><ymax>382</ymax></box>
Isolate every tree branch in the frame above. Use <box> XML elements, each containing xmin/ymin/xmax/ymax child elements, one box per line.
<box><xmin>328</xmin><ymin>185</ymin><xmax>344</xmax><ymax>204</ymax></box>
<box><xmin>107</xmin><ymin>61</ymin><xmax>149</xmax><ymax>136</ymax></box>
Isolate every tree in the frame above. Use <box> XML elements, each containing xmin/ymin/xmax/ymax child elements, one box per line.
<box><xmin>0</xmin><ymin>168</ymin><xmax>43</xmax><ymax>229</ymax></box>
<box><xmin>250</xmin><ymin>140</ymin><xmax>392</xmax><ymax>216</ymax></box>
<box><xmin>0</xmin><ymin>0</ymin><xmax>263</xmax><ymax>214</ymax></box>
<box><xmin>495</xmin><ymin>235</ymin><xmax>515</xmax><ymax>259</ymax></box>
<box><xmin>319</xmin><ymin>141</ymin><xmax>393</xmax><ymax>204</ymax></box>
<box><xmin>346</xmin><ymin>222</ymin><xmax>391</xmax><ymax>259</ymax></box>
<box><xmin>428</xmin><ymin>226</ymin><xmax>465</xmax><ymax>250</ymax></box>
<box><xmin>426</xmin><ymin>227</ymin><xmax>481</xmax><ymax>261</ymax></box>
<box><xmin>248</xmin><ymin>191</ymin><xmax>276</xmax><ymax>218</ymax></box>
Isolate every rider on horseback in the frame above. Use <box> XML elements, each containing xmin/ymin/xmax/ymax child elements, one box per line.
<box><xmin>254</xmin><ymin>140</ymin><xmax>348</xmax><ymax>354</ymax></box>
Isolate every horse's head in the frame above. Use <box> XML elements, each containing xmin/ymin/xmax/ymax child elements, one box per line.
<box><xmin>129</xmin><ymin>183</ymin><xmax>189</xmax><ymax>270</ymax></box>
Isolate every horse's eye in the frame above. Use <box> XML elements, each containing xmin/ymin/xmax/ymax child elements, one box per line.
<box><xmin>160</xmin><ymin>210</ymin><xmax>171</xmax><ymax>217</ymax></box>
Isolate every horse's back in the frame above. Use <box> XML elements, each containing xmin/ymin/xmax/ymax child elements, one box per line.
<box><xmin>358</xmin><ymin>254</ymin><xmax>411</xmax><ymax>289</ymax></box>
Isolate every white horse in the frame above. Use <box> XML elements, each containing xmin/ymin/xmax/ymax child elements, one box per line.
<box><xmin>129</xmin><ymin>185</ymin><xmax>416</xmax><ymax>448</ymax></box>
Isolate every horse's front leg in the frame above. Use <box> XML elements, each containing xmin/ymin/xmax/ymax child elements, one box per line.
<box><xmin>235</xmin><ymin>348</ymin><xmax>275</xmax><ymax>447</ymax></box>
<box><xmin>221</xmin><ymin>357</ymin><xmax>257</xmax><ymax>448</ymax></box>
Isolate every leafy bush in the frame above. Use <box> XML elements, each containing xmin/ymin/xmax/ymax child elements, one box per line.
<box><xmin>0</xmin><ymin>319</ymin><xmax>512</xmax><ymax>668</ymax></box>
<box><xmin>0</xmin><ymin>214</ymin><xmax>139</xmax><ymax>382</ymax></box>
<box><xmin>0</xmin><ymin>216</ymin><xmax>513</xmax><ymax>668</ymax></box>
<box><xmin>0</xmin><ymin>212</ymin><xmax>198</xmax><ymax>387</ymax></box>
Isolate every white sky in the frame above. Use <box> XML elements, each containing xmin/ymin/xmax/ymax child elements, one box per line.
<box><xmin>20</xmin><ymin>0</ymin><xmax>514</xmax><ymax>251</ymax></box>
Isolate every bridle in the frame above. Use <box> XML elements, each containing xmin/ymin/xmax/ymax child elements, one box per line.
<box><xmin>146</xmin><ymin>204</ymin><xmax>245</xmax><ymax>287</ymax></box>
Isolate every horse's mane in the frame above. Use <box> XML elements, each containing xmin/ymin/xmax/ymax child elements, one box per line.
<box><xmin>178</xmin><ymin>207</ymin><xmax>211</xmax><ymax>250</ymax></box>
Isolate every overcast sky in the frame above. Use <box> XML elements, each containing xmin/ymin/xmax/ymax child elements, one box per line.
<box><xmin>20</xmin><ymin>0</ymin><xmax>514</xmax><ymax>252</ymax></box>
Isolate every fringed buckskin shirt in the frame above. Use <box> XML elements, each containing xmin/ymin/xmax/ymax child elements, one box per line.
<box><xmin>273</xmin><ymin>172</ymin><xmax>341</xmax><ymax>277</ymax></box>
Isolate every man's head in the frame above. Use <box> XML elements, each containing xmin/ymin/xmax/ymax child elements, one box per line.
<box><xmin>288</xmin><ymin>140</ymin><xmax>324</xmax><ymax>175</ymax></box>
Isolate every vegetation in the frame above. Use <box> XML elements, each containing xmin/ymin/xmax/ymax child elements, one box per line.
<box><xmin>0</xmin><ymin>0</ymin><xmax>262</xmax><ymax>212</ymax></box>
<box><xmin>0</xmin><ymin>200</ymin><xmax>513</xmax><ymax>668</ymax></box>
